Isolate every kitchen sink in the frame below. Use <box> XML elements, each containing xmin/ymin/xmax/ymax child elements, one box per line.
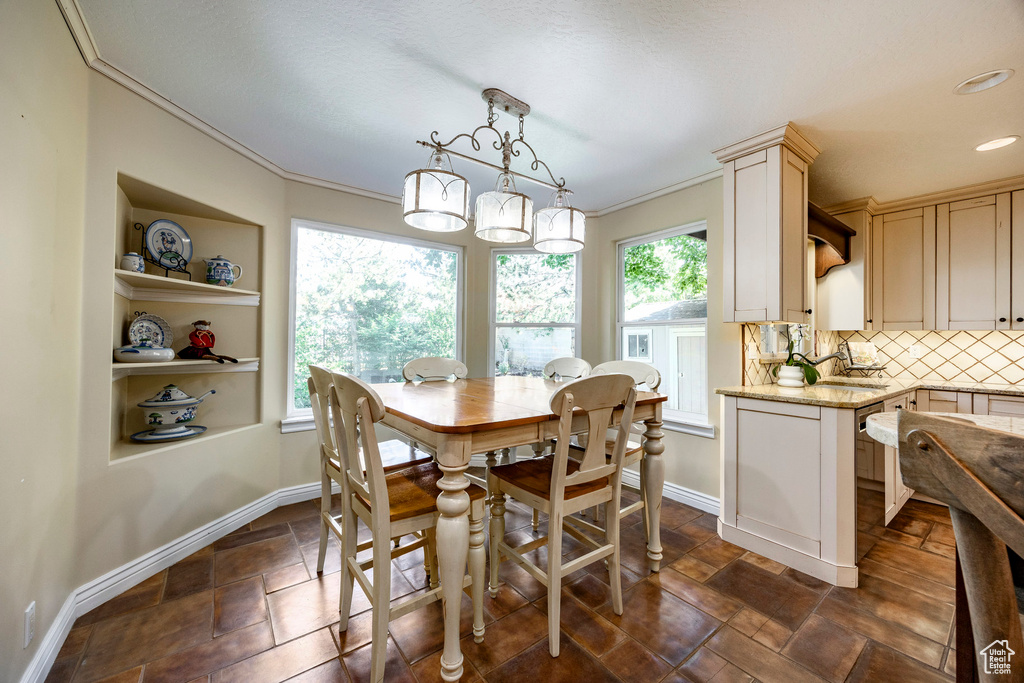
<box><xmin>814</xmin><ymin>383</ymin><xmax>888</xmax><ymax>393</ymax></box>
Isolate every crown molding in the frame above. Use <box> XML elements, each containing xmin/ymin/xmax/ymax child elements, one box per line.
<box><xmin>57</xmin><ymin>1</ymin><xmax>735</xmax><ymax>215</ymax></box>
<box><xmin>713</xmin><ymin>122</ymin><xmax>821</xmax><ymax>165</ymax></box>
<box><xmin>595</xmin><ymin>168</ymin><xmax>724</xmax><ymax>216</ymax></box>
<box><xmin>869</xmin><ymin>174</ymin><xmax>1024</xmax><ymax>214</ymax></box>
<box><xmin>56</xmin><ymin>0</ymin><xmax>98</xmax><ymax>63</ymax></box>
<box><xmin>57</xmin><ymin>1</ymin><xmax>403</xmax><ymax>206</ymax></box>
<box><xmin>822</xmin><ymin>196</ymin><xmax>879</xmax><ymax>215</ymax></box>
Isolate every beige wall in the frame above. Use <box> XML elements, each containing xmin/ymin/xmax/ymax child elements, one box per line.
<box><xmin>0</xmin><ymin>1</ymin><xmax>89</xmax><ymax>678</ymax></box>
<box><xmin>73</xmin><ymin>67</ymin><xmax>287</xmax><ymax>594</ymax></box>
<box><xmin>587</xmin><ymin>179</ymin><xmax>742</xmax><ymax>498</ymax></box>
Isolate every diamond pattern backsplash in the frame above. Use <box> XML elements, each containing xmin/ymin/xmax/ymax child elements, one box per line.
<box><xmin>742</xmin><ymin>323</ymin><xmax>1024</xmax><ymax>386</ymax></box>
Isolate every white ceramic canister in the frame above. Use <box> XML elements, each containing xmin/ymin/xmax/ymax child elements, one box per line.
<box><xmin>120</xmin><ymin>252</ymin><xmax>145</xmax><ymax>273</ymax></box>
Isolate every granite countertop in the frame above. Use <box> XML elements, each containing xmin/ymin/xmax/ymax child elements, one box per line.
<box><xmin>866</xmin><ymin>411</ymin><xmax>1024</xmax><ymax>447</ymax></box>
<box><xmin>715</xmin><ymin>376</ymin><xmax>1024</xmax><ymax>408</ymax></box>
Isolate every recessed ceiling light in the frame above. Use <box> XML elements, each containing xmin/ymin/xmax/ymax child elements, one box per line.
<box><xmin>954</xmin><ymin>69</ymin><xmax>1014</xmax><ymax>94</ymax></box>
<box><xmin>975</xmin><ymin>136</ymin><xmax>1020</xmax><ymax>151</ymax></box>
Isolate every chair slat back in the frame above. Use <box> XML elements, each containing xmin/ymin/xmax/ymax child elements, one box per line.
<box><xmin>308</xmin><ymin>365</ymin><xmax>336</xmax><ymax>459</ymax></box>
<box><xmin>402</xmin><ymin>357</ymin><xmax>469</xmax><ymax>382</ymax></box>
<box><xmin>543</xmin><ymin>357</ymin><xmax>592</xmax><ymax>381</ymax></box>
<box><xmin>591</xmin><ymin>360</ymin><xmax>661</xmax><ymax>391</ymax></box>
<box><xmin>548</xmin><ymin>374</ymin><xmax>637</xmax><ymax>494</ymax></box>
<box><xmin>328</xmin><ymin>371</ymin><xmax>388</xmax><ymax>511</ymax></box>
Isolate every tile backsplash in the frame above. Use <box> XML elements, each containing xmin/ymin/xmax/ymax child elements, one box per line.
<box><xmin>742</xmin><ymin>325</ymin><xmax>1024</xmax><ymax>386</ymax></box>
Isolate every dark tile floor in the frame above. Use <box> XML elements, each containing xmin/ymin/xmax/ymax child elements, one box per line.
<box><xmin>46</xmin><ymin>487</ymin><xmax>959</xmax><ymax>683</ymax></box>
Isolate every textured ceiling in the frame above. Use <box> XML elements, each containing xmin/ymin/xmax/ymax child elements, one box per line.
<box><xmin>77</xmin><ymin>0</ymin><xmax>1024</xmax><ymax>211</ymax></box>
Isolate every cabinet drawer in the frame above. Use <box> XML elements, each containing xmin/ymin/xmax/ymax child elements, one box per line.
<box><xmin>987</xmin><ymin>395</ymin><xmax>1024</xmax><ymax>418</ymax></box>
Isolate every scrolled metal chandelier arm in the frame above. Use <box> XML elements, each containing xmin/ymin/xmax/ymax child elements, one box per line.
<box><xmin>414</xmin><ymin>90</ymin><xmax>567</xmax><ymax>191</ymax></box>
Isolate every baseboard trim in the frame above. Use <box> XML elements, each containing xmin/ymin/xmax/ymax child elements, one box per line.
<box><xmin>20</xmin><ymin>481</ymin><xmax>325</xmax><ymax>683</ymax></box>
<box><xmin>620</xmin><ymin>469</ymin><xmax>720</xmax><ymax>516</ymax></box>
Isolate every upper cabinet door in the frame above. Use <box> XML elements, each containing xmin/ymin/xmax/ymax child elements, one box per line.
<box><xmin>936</xmin><ymin>194</ymin><xmax>1010</xmax><ymax>330</ymax></box>
<box><xmin>871</xmin><ymin>208</ymin><xmax>936</xmax><ymax>330</ymax></box>
<box><xmin>719</xmin><ymin>123</ymin><xmax>818</xmax><ymax>324</ymax></box>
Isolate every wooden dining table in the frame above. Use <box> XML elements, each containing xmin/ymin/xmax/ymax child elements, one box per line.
<box><xmin>370</xmin><ymin>375</ymin><xmax>668</xmax><ymax>682</ymax></box>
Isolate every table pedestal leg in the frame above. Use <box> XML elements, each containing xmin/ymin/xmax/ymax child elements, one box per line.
<box><xmin>435</xmin><ymin>461</ymin><xmax>470</xmax><ymax>682</ymax></box>
<box><xmin>642</xmin><ymin>416</ymin><xmax>665</xmax><ymax>572</ymax></box>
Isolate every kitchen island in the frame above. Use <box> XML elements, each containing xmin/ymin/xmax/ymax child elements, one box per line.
<box><xmin>715</xmin><ymin>376</ymin><xmax>1024</xmax><ymax>587</ymax></box>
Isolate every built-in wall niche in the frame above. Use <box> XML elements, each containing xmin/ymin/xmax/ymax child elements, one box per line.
<box><xmin>111</xmin><ymin>174</ymin><xmax>263</xmax><ymax>461</ymax></box>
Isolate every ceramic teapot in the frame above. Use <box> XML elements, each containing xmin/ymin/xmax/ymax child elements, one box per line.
<box><xmin>204</xmin><ymin>255</ymin><xmax>243</xmax><ymax>287</ymax></box>
<box><xmin>138</xmin><ymin>384</ymin><xmax>216</xmax><ymax>431</ymax></box>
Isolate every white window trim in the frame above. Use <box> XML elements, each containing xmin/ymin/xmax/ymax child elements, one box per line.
<box><xmin>488</xmin><ymin>247</ymin><xmax>583</xmax><ymax>376</ymax></box>
<box><xmin>284</xmin><ymin>218</ymin><xmax>465</xmax><ymax>431</ymax></box>
<box><xmin>616</xmin><ymin>220</ymin><xmax>714</xmax><ymax>438</ymax></box>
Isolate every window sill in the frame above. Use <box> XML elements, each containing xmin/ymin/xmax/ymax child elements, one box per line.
<box><xmin>281</xmin><ymin>415</ymin><xmax>315</xmax><ymax>434</ymax></box>
<box><xmin>662</xmin><ymin>420</ymin><xmax>716</xmax><ymax>439</ymax></box>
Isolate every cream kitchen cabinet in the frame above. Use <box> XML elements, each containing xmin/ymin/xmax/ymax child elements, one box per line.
<box><xmin>915</xmin><ymin>389</ymin><xmax>971</xmax><ymax>414</ymax></box>
<box><xmin>871</xmin><ymin>208</ymin><xmax>936</xmax><ymax>330</ymax></box>
<box><xmin>973</xmin><ymin>392</ymin><xmax>1024</xmax><ymax>417</ymax></box>
<box><xmin>936</xmin><ymin>193</ymin><xmax>1011</xmax><ymax>329</ymax></box>
<box><xmin>720</xmin><ymin>395</ymin><xmax>857</xmax><ymax>586</ymax></box>
<box><xmin>716</xmin><ymin>123</ymin><xmax>819</xmax><ymax>324</ymax></box>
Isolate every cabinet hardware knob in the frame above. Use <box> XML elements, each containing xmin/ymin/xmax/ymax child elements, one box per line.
<box><xmin>910</xmin><ymin>400</ymin><xmax>917</xmax><ymax>406</ymax></box>
<box><xmin>896</xmin><ymin>405</ymin><xmax>902</xmax><ymax>410</ymax></box>
<box><xmin>866</xmin><ymin>319</ymin><xmax>873</xmax><ymax>323</ymax></box>
<box><xmin>1017</xmin><ymin>317</ymin><xmax>1023</xmax><ymax>323</ymax></box>
<box><xmin>804</xmin><ymin>309</ymin><xmax>813</xmax><ymax>314</ymax></box>
<box><xmin>1000</xmin><ymin>317</ymin><xmax>1007</xmax><ymax>322</ymax></box>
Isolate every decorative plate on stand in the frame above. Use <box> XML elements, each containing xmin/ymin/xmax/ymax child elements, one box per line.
<box><xmin>128</xmin><ymin>313</ymin><xmax>173</xmax><ymax>348</ymax></box>
<box><xmin>144</xmin><ymin>219</ymin><xmax>193</xmax><ymax>270</ymax></box>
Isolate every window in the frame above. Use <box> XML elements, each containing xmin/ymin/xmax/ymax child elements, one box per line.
<box><xmin>288</xmin><ymin>220</ymin><xmax>462</xmax><ymax>417</ymax></box>
<box><xmin>491</xmin><ymin>250</ymin><xmax>581</xmax><ymax>377</ymax></box>
<box><xmin>618</xmin><ymin>222</ymin><xmax>710</xmax><ymax>432</ymax></box>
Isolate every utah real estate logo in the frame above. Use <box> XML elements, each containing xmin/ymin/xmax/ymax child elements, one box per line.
<box><xmin>980</xmin><ymin>640</ymin><xmax>1015</xmax><ymax>675</ymax></box>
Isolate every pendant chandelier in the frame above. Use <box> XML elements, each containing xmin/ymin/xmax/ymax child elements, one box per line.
<box><xmin>402</xmin><ymin>88</ymin><xmax>585</xmax><ymax>253</ymax></box>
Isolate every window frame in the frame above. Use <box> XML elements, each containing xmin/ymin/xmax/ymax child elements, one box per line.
<box><xmin>488</xmin><ymin>247</ymin><xmax>583</xmax><ymax>377</ymax></box>
<box><xmin>283</xmin><ymin>218</ymin><xmax>465</xmax><ymax>431</ymax></box>
<box><xmin>616</xmin><ymin>220</ymin><xmax>714</xmax><ymax>438</ymax></box>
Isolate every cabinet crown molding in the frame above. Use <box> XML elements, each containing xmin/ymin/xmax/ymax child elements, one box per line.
<box><xmin>713</xmin><ymin>122</ymin><xmax>821</xmax><ymax>165</ymax></box>
<box><xmin>822</xmin><ymin>196</ymin><xmax>879</xmax><ymax>216</ymax></box>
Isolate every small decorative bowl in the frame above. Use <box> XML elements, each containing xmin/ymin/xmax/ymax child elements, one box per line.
<box><xmin>114</xmin><ymin>341</ymin><xmax>175</xmax><ymax>363</ymax></box>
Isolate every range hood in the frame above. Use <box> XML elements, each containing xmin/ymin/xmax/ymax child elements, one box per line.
<box><xmin>808</xmin><ymin>202</ymin><xmax>856</xmax><ymax>278</ymax></box>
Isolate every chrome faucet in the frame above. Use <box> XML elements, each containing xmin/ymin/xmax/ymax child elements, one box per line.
<box><xmin>807</xmin><ymin>351</ymin><xmax>847</xmax><ymax>366</ymax></box>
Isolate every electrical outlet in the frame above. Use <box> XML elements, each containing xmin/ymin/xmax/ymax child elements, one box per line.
<box><xmin>24</xmin><ymin>601</ymin><xmax>35</xmax><ymax>648</ymax></box>
<box><xmin>909</xmin><ymin>344</ymin><xmax>924</xmax><ymax>359</ymax></box>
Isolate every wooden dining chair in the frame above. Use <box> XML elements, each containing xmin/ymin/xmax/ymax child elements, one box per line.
<box><xmin>307</xmin><ymin>365</ymin><xmax>431</xmax><ymax>574</ymax></box>
<box><xmin>898</xmin><ymin>411</ymin><xmax>1024</xmax><ymax>682</ymax></box>
<box><xmin>488</xmin><ymin>373</ymin><xmax>637</xmax><ymax>656</ymax></box>
<box><xmin>543</xmin><ymin>357</ymin><xmax>592</xmax><ymax>381</ymax></box>
<box><xmin>517</xmin><ymin>357</ymin><xmax>595</xmax><ymax>530</ymax></box>
<box><xmin>401</xmin><ymin>356</ymin><xmax>468</xmax><ymax>382</ymax></box>
<box><xmin>590</xmin><ymin>360</ymin><xmax>661</xmax><ymax>536</ymax></box>
<box><xmin>329</xmin><ymin>370</ymin><xmax>487</xmax><ymax>683</ymax></box>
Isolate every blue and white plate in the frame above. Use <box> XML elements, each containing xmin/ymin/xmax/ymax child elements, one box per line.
<box><xmin>128</xmin><ymin>313</ymin><xmax>173</xmax><ymax>348</ymax></box>
<box><xmin>130</xmin><ymin>425</ymin><xmax>206</xmax><ymax>443</ymax></box>
<box><xmin>144</xmin><ymin>219</ymin><xmax>193</xmax><ymax>270</ymax></box>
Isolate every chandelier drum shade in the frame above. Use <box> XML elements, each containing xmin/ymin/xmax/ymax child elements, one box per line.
<box><xmin>403</xmin><ymin>88</ymin><xmax>584</xmax><ymax>251</ymax></box>
<box><xmin>402</xmin><ymin>151</ymin><xmax>470</xmax><ymax>232</ymax></box>
<box><xmin>474</xmin><ymin>172</ymin><xmax>533</xmax><ymax>243</ymax></box>
<box><xmin>534</xmin><ymin>189</ymin><xmax>585</xmax><ymax>253</ymax></box>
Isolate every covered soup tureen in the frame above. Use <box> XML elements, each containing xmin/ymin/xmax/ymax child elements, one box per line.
<box><xmin>131</xmin><ymin>384</ymin><xmax>215</xmax><ymax>442</ymax></box>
